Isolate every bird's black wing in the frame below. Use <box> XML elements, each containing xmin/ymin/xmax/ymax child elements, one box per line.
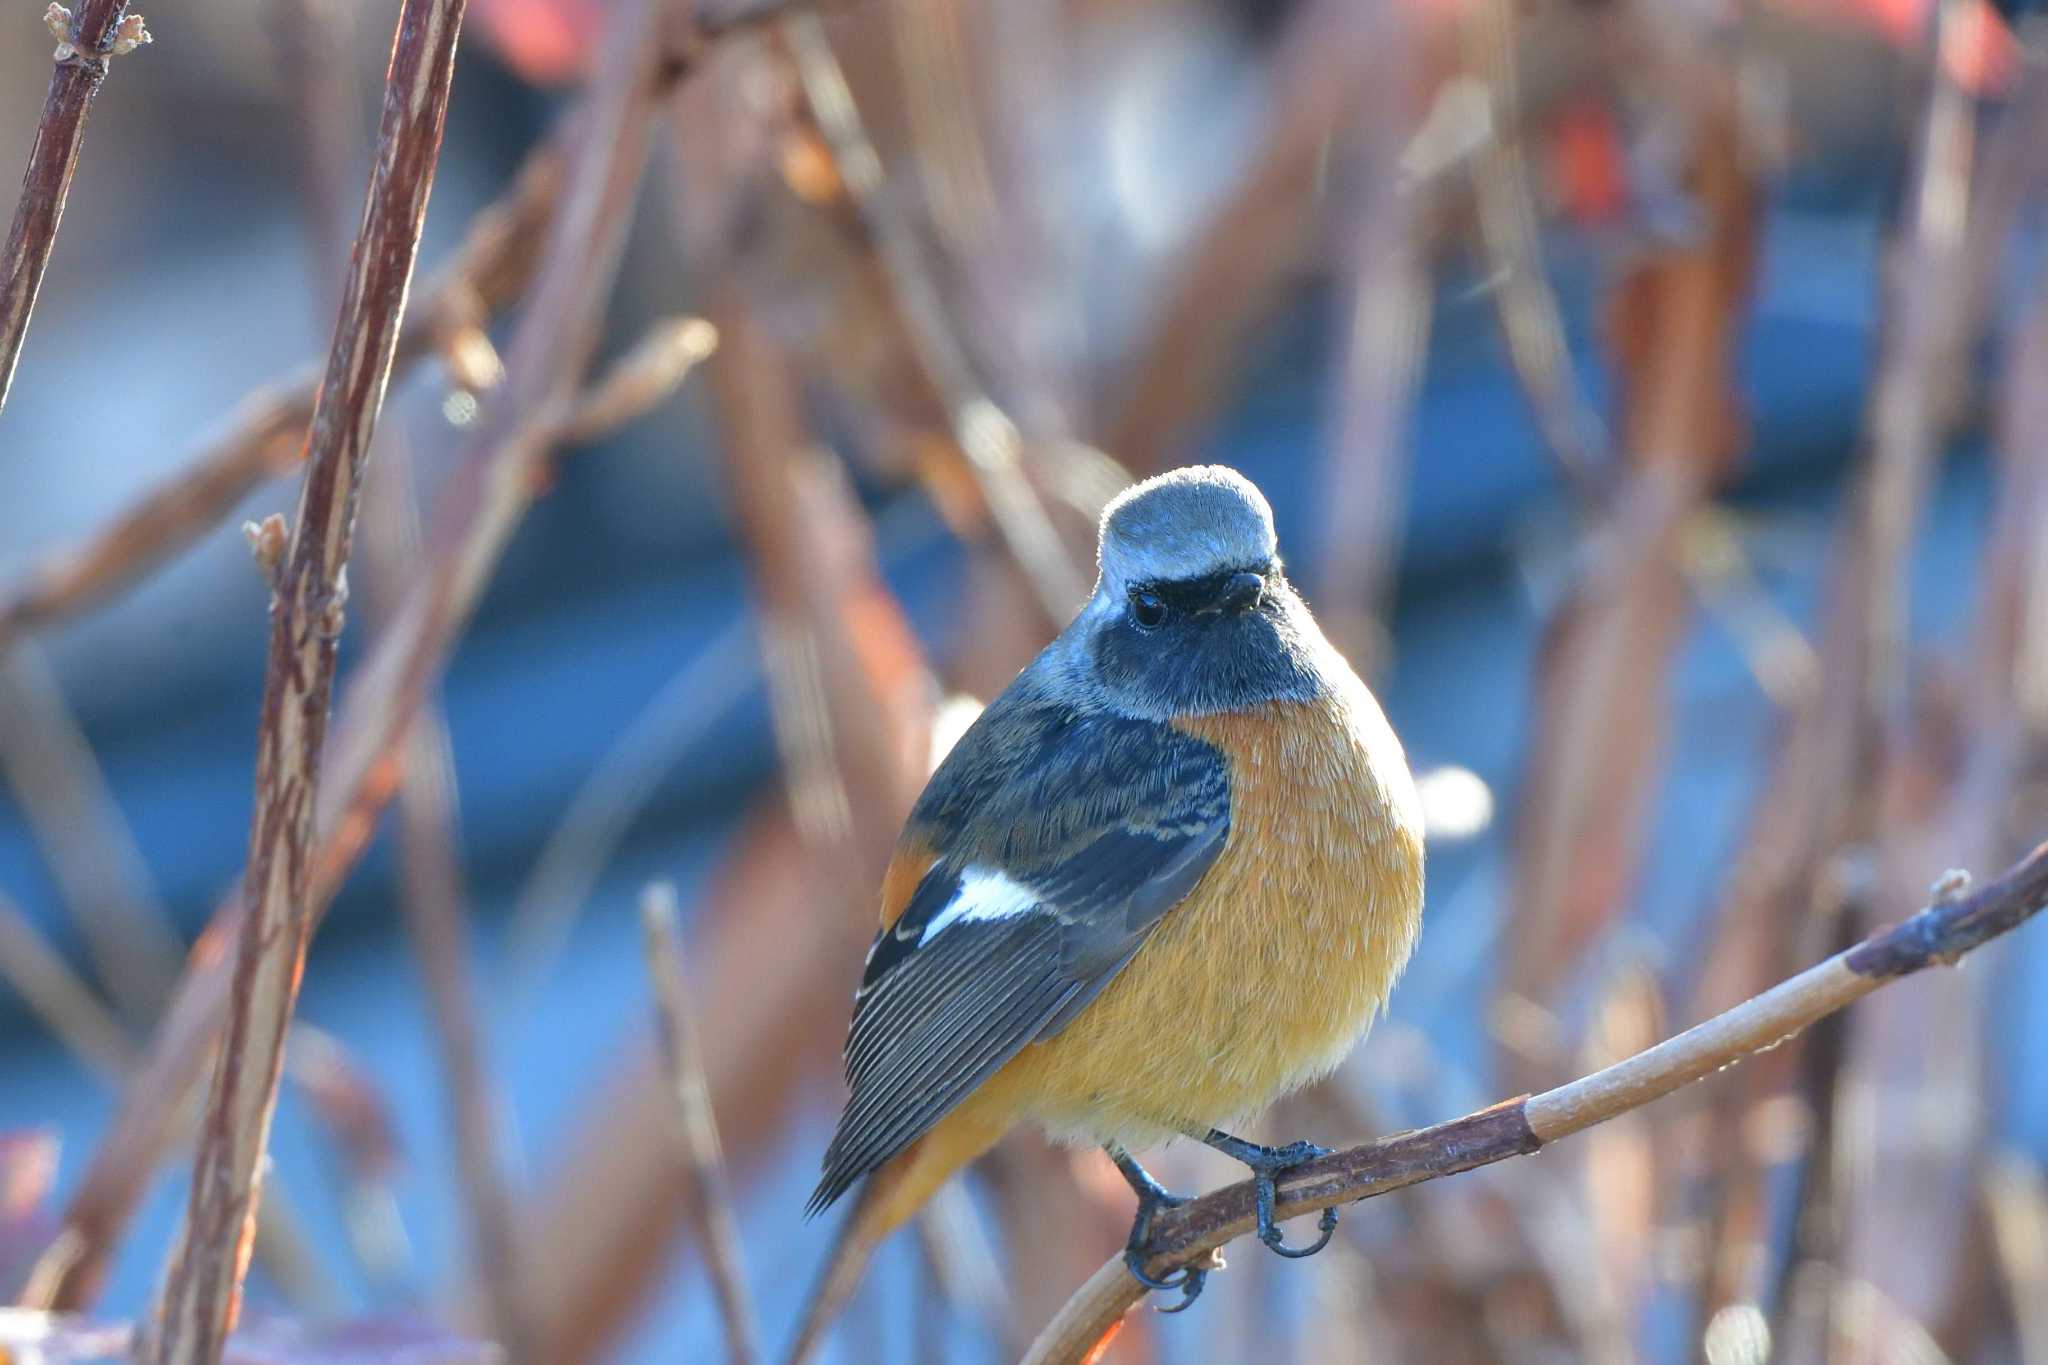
<box><xmin>807</xmin><ymin>696</ymin><xmax>1230</xmax><ymax>1214</ymax></box>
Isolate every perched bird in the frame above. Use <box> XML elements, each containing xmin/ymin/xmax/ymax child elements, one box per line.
<box><xmin>803</xmin><ymin>464</ymin><xmax>1425</xmax><ymax>1330</ymax></box>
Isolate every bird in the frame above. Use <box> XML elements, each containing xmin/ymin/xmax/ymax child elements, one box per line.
<box><xmin>800</xmin><ymin>463</ymin><xmax>1425</xmax><ymax>1336</ymax></box>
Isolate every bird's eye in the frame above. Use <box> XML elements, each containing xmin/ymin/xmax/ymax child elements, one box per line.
<box><xmin>1128</xmin><ymin>589</ymin><xmax>1168</xmax><ymax>631</ymax></box>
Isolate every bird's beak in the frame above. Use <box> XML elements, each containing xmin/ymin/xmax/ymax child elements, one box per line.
<box><xmin>1207</xmin><ymin>570</ymin><xmax>1266</xmax><ymax>616</ymax></box>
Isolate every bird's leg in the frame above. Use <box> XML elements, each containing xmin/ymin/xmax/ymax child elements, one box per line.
<box><xmin>1105</xmin><ymin>1143</ymin><xmax>1207</xmax><ymax>1311</ymax></box>
<box><xmin>1200</xmin><ymin>1130</ymin><xmax>1339</xmax><ymax>1259</ymax></box>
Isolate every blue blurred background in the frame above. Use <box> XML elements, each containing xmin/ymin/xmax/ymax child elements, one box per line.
<box><xmin>1</xmin><ymin>0</ymin><xmax>2037</xmax><ymax>1360</ymax></box>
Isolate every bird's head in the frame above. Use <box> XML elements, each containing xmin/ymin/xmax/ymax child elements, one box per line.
<box><xmin>1060</xmin><ymin>465</ymin><xmax>1326</xmax><ymax>721</ymax></box>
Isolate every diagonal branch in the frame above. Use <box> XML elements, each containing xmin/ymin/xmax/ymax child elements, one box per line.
<box><xmin>641</xmin><ymin>883</ymin><xmax>761</xmax><ymax>1365</ymax></box>
<box><xmin>778</xmin><ymin>14</ymin><xmax>1089</xmax><ymax>628</ymax></box>
<box><xmin>0</xmin><ymin>0</ymin><xmax>149</xmax><ymax>423</ymax></box>
<box><xmin>137</xmin><ymin>0</ymin><xmax>471</xmax><ymax>1356</ymax></box>
<box><xmin>1021</xmin><ymin>838</ymin><xmax>2048</xmax><ymax>1365</ymax></box>
<box><xmin>19</xmin><ymin>0</ymin><xmax>686</xmax><ymax>1319</ymax></box>
<box><xmin>0</xmin><ymin>137</ymin><xmax>563</xmax><ymax>654</ymax></box>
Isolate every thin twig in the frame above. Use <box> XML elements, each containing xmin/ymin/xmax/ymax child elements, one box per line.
<box><xmin>556</xmin><ymin>314</ymin><xmax>720</xmax><ymax>443</ymax></box>
<box><xmin>778</xmin><ymin>14</ymin><xmax>1088</xmax><ymax>627</ymax></box>
<box><xmin>141</xmin><ymin>0</ymin><xmax>470</xmax><ymax>1355</ymax></box>
<box><xmin>1983</xmin><ymin>1152</ymin><xmax>2048</xmax><ymax>1365</ymax></box>
<box><xmin>1663</xmin><ymin>2</ymin><xmax>1984</xmax><ymax>1333</ymax></box>
<box><xmin>0</xmin><ymin>646</ymin><xmax>182</xmax><ymax>1024</ymax></box>
<box><xmin>1100</xmin><ymin>0</ymin><xmax>1382</xmax><ymax>473</ymax></box>
<box><xmin>1462</xmin><ymin>0</ymin><xmax>1608</xmax><ymax>491</ymax></box>
<box><xmin>1022</xmin><ymin>838</ymin><xmax>2048</xmax><ymax>1365</ymax></box>
<box><xmin>514</xmin><ymin>807</ymin><xmax>862</xmax><ymax>1362</ymax></box>
<box><xmin>1310</xmin><ymin>12</ymin><xmax>1431</xmax><ymax>675</ymax></box>
<box><xmin>390</xmin><ymin>720</ymin><xmax>538</xmax><ymax>1361</ymax></box>
<box><xmin>282</xmin><ymin>0</ymin><xmax>537</xmax><ymax>1314</ymax></box>
<box><xmin>22</xmin><ymin>9</ymin><xmax>675</xmax><ymax>1302</ymax></box>
<box><xmin>505</xmin><ymin>620</ymin><xmax>754</xmax><ymax>989</ymax></box>
<box><xmin>513</xmin><ymin>283</ymin><xmax>942</xmax><ymax>1362</ymax></box>
<box><xmin>0</xmin><ymin>885</ymin><xmax>136</xmax><ymax>1081</ymax></box>
<box><xmin>1500</xmin><ymin>75</ymin><xmax>1756</xmax><ymax>1088</ymax></box>
<box><xmin>0</xmin><ymin>136</ymin><xmax>564</xmax><ymax>655</ymax></box>
<box><xmin>0</xmin><ymin>0</ymin><xmax>149</xmax><ymax>422</ymax></box>
<box><xmin>640</xmin><ymin>883</ymin><xmax>761</xmax><ymax>1365</ymax></box>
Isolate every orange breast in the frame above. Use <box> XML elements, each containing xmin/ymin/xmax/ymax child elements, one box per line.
<box><xmin>968</xmin><ymin>683</ymin><xmax>1426</xmax><ymax>1149</ymax></box>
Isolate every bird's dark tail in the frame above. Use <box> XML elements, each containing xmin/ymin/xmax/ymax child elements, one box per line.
<box><xmin>787</xmin><ymin>1106</ymin><xmax>1007</xmax><ymax>1364</ymax></box>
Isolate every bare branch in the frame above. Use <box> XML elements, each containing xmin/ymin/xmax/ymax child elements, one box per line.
<box><xmin>1500</xmin><ymin>75</ymin><xmax>1757</xmax><ymax>1087</ymax></box>
<box><xmin>1022</xmin><ymin>839</ymin><xmax>2048</xmax><ymax>1365</ymax></box>
<box><xmin>392</xmin><ymin>721</ymin><xmax>538</xmax><ymax>1361</ymax></box>
<box><xmin>0</xmin><ymin>884</ymin><xmax>136</xmax><ymax>1082</ymax></box>
<box><xmin>1308</xmin><ymin>12</ymin><xmax>1430</xmax><ymax>674</ymax></box>
<box><xmin>555</xmin><ymin>315</ymin><xmax>720</xmax><ymax>444</ymax></box>
<box><xmin>505</xmin><ymin>620</ymin><xmax>753</xmax><ymax>988</ymax></box>
<box><xmin>0</xmin><ymin>139</ymin><xmax>563</xmax><ymax>654</ymax></box>
<box><xmin>1461</xmin><ymin>0</ymin><xmax>1607</xmax><ymax>490</ymax></box>
<box><xmin>140</xmin><ymin>0</ymin><xmax>471</xmax><ymax>1354</ymax></box>
<box><xmin>0</xmin><ymin>646</ymin><xmax>182</xmax><ymax>1023</ymax></box>
<box><xmin>779</xmin><ymin>14</ymin><xmax>1090</xmax><ymax>628</ymax></box>
<box><xmin>0</xmin><ymin>0</ymin><xmax>149</xmax><ymax>422</ymax></box>
<box><xmin>640</xmin><ymin>883</ymin><xmax>761</xmax><ymax>1365</ymax></box>
<box><xmin>20</xmin><ymin>0</ymin><xmax>674</xmax><ymax>1316</ymax></box>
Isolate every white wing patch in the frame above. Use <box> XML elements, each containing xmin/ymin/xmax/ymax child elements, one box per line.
<box><xmin>917</xmin><ymin>867</ymin><xmax>1041</xmax><ymax>946</ymax></box>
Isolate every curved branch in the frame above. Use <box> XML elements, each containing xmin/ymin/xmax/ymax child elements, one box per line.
<box><xmin>1021</xmin><ymin>839</ymin><xmax>2048</xmax><ymax>1365</ymax></box>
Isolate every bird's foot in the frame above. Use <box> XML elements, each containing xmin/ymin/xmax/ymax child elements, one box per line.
<box><xmin>1202</xmin><ymin>1132</ymin><xmax>1340</xmax><ymax>1259</ymax></box>
<box><xmin>1108</xmin><ymin>1146</ymin><xmax>1208</xmax><ymax>1311</ymax></box>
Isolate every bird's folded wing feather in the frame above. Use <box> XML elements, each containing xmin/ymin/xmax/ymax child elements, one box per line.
<box><xmin>808</xmin><ymin>695</ymin><xmax>1230</xmax><ymax>1213</ymax></box>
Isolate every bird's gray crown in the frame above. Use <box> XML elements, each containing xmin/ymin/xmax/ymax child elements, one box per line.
<box><xmin>1097</xmin><ymin>465</ymin><xmax>1277</xmax><ymax>589</ymax></box>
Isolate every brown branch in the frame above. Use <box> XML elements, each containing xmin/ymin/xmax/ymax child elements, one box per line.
<box><xmin>0</xmin><ymin>137</ymin><xmax>561</xmax><ymax>655</ymax></box>
<box><xmin>0</xmin><ymin>884</ymin><xmax>136</xmax><ymax>1081</ymax></box>
<box><xmin>0</xmin><ymin>0</ymin><xmax>149</xmax><ymax>422</ymax></box>
<box><xmin>640</xmin><ymin>883</ymin><xmax>761</xmax><ymax>1365</ymax></box>
<box><xmin>1308</xmin><ymin>11</ymin><xmax>1430</xmax><ymax>674</ymax></box>
<box><xmin>513</xmin><ymin>280</ymin><xmax>941</xmax><ymax>1361</ymax></box>
<box><xmin>778</xmin><ymin>14</ymin><xmax>1088</xmax><ymax>628</ymax></box>
<box><xmin>515</xmin><ymin>806</ymin><xmax>860</xmax><ymax>1362</ymax></box>
<box><xmin>20</xmin><ymin>0</ymin><xmax>676</xmax><ymax>1318</ymax></box>
<box><xmin>1499</xmin><ymin>74</ymin><xmax>1757</xmax><ymax>1089</ymax></box>
<box><xmin>1657</xmin><ymin>6</ymin><xmax>1986</xmax><ymax>1335</ymax></box>
<box><xmin>0</xmin><ymin>0</ymin><xmax>815</xmax><ymax>655</ymax></box>
<box><xmin>292</xmin><ymin>0</ymin><xmax>536</xmax><ymax>1309</ymax></box>
<box><xmin>392</xmin><ymin>720</ymin><xmax>538</xmax><ymax>1360</ymax></box>
<box><xmin>1098</xmin><ymin>0</ymin><xmax>1379</xmax><ymax>474</ymax></box>
<box><xmin>0</xmin><ymin>646</ymin><xmax>182</xmax><ymax>1024</ymax></box>
<box><xmin>1022</xmin><ymin>839</ymin><xmax>2048</xmax><ymax>1365</ymax></box>
<box><xmin>139</xmin><ymin>0</ymin><xmax>470</xmax><ymax>1355</ymax></box>
<box><xmin>556</xmin><ymin>314</ymin><xmax>720</xmax><ymax>444</ymax></box>
<box><xmin>1461</xmin><ymin>0</ymin><xmax>1607</xmax><ymax>491</ymax></box>
<box><xmin>351</xmin><ymin>280</ymin><xmax>537</xmax><ymax>1352</ymax></box>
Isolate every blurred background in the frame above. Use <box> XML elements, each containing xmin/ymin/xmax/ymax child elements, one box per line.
<box><xmin>3</xmin><ymin>0</ymin><xmax>2046</xmax><ymax>1359</ymax></box>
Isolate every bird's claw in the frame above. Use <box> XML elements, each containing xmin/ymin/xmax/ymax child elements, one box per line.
<box><xmin>1261</xmin><ymin>1203</ymin><xmax>1338</xmax><ymax>1258</ymax></box>
<box><xmin>1114</xmin><ymin>1153</ymin><xmax>1209</xmax><ymax>1309</ymax></box>
<box><xmin>1208</xmin><ymin>1134</ymin><xmax>1341</xmax><ymax>1261</ymax></box>
<box><xmin>1122</xmin><ymin>1246</ymin><xmax>1207</xmax><ymax>1310</ymax></box>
